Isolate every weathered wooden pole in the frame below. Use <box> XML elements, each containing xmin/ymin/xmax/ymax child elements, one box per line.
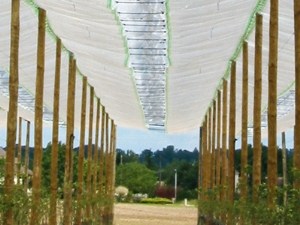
<box><xmin>197</xmin><ymin>126</ymin><xmax>203</xmax><ymax>224</ymax></box>
<box><xmin>207</xmin><ymin>107</ymin><xmax>212</xmax><ymax>188</ymax></box>
<box><xmin>107</xmin><ymin>120</ymin><xmax>116</xmax><ymax>225</ymax></box>
<box><xmin>17</xmin><ymin>117</ymin><xmax>22</xmax><ymax>185</ymax></box>
<box><xmin>212</xmin><ymin>100</ymin><xmax>216</xmax><ymax>188</ymax></box>
<box><xmin>4</xmin><ymin>0</ymin><xmax>20</xmax><ymax>223</ymax></box>
<box><xmin>105</xmin><ymin>113</ymin><xmax>110</xmax><ymax>197</ymax></box>
<box><xmin>221</xmin><ymin>79</ymin><xmax>228</xmax><ymax>201</ymax></box>
<box><xmin>216</xmin><ymin>90</ymin><xmax>221</xmax><ymax>190</ymax></box>
<box><xmin>293</xmin><ymin>0</ymin><xmax>300</xmax><ymax>189</ymax></box>
<box><xmin>75</xmin><ymin>76</ymin><xmax>87</xmax><ymax>225</ymax></box>
<box><xmin>252</xmin><ymin>13</ymin><xmax>263</xmax><ymax>203</ymax></box>
<box><xmin>281</xmin><ymin>132</ymin><xmax>287</xmax><ymax>206</ymax></box>
<box><xmin>267</xmin><ymin>0</ymin><xmax>278</xmax><ymax>207</ymax></box>
<box><xmin>24</xmin><ymin>120</ymin><xmax>30</xmax><ymax>192</ymax></box>
<box><xmin>104</xmin><ymin>114</ymin><xmax>111</xmax><ymax>224</ymax></box>
<box><xmin>49</xmin><ymin>38</ymin><xmax>62</xmax><ymax>225</ymax></box>
<box><xmin>86</xmin><ymin>86</ymin><xmax>94</xmax><ymax>220</ymax></box>
<box><xmin>202</xmin><ymin>116</ymin><xmax>208</xmax><ymax>194</ymax></box>
<box><xmin>30</xmin><ymin>8</ymin><xmax>46</xmax><ymax>225</ymax></box>
<box><xmin>98</xmin><ymin>105</ymin><xmax>106</xmax><ymax>223</ymax></box>
<box><xmin>99</xmin><ymin>106</ymin><xmax>106</xmax><ymax>195</ymax></box>
<box><xmin>240</xmin><ymin>41</ymin><xmax>249</xmax><ymax>201</ymax></box>
<box><xmin>93</xmin><ymin>98</ymin><xmax>100</xmax><ymax>198</ymax></box>
<box><xmin>228</xmin><ymin>61</ymin><xmax>236</xmax><ymax>203</ymax></box>
<box><xmin>63</xmin><ymin>56</ymin><xmax>76</xmax><ymax>225</ymax></box>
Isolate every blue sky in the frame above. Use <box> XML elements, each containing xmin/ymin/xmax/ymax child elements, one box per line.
<box><xmin>0</xmin><ymin>125</ymin><xmax>294</xmax><ymax>154</ymax></box>
<box><xmin>0</xmin><ymin>125</ymin><xmax>200</xmax><ymax>153</ymax></box>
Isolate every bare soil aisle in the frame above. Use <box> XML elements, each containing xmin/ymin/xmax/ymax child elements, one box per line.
<box><xmin>114</xmin><ymin>203</ymin><xmax>197</xmax><ymax>225</ymax></box>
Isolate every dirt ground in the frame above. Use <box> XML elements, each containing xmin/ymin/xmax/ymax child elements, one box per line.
<box><xmin>114</xmin><ymin>203</ymin><xmax>197</xmax><ymax>225</ymax></box>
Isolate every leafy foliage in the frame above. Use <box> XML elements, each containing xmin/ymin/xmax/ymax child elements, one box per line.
<box><xmin>115</xmin><ymin>162</ymin><xmax>157</xmax><ymax>194</ymax></box>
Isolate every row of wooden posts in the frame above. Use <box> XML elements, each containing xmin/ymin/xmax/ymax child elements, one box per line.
<box><xmin>198</xmin><ymin>0</ymin><xmax>300</xmax><ymax>223</ymax></box>
<box><xmin>3</xmin><ymin>2</ymin><xmax>117</xmax><ymax>225</ymax></box>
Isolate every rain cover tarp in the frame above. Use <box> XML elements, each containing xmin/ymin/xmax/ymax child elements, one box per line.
<box><xmin>0</xmin><ymin>0</ymin><xmax>297</xmax><ymax>137</ymax></box>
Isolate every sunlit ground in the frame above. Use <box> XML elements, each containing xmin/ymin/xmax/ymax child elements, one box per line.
<box><xmin>114</xmin><ymin>203</ymin><xmax>197</xmax><ymax>225</ymax></box>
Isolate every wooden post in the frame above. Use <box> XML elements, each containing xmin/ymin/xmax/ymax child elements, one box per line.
<box><xmin>17</xmin><ymin>117</ymin><xmax>22</xmax><ymax>185</ymax></box>
<box><xmin>24</xmin><ymin>120</ymin><xmax>30</xmax><ymax>192</ymax></box>
<box><xmin>228</xmin><ymin>61</ymin><xmax>236</xmax><ymax>203</ymax></box>
<box><xmin>99</xmin><ymin>106</ymin><xmax>106</xmax><ymax>195</ymax></box>
<box><xmin>30</xmin><ymin>8</ymin><xmax>46</xmax><ymax>225</ymax></box>
<box><xmin>207</xmin><ymin>108</ymin><xmax>212</xmax><ymax>188</ymax></box>
<box><xmin>267</xmin><ymin>0</ymin><xmax>278</xmax><ymax>207</ymax></box>
<box><xmin>75</xmin><ymin>76</ymin><xmax>87</xmax><ymax>225</ymax></box>
<box><xmin>105</xmin><ymin>113</ymin><xmax>110</xmax><ymax>197</ymax></box>
<box><xmin>293</xmin><ymin>0</ymin><xmax>300</xmax><ymax>189</ymax></box>
<box><xmin>86</xmin><ymin>86</ymin><xmax>94</xmax><ymax>220</ymax></box>
<box><xmin>107</xmin><ymin>120</ymin><xmax>116</xmax><ymax>225</ymax></box>
<box><xmin>202</xmin><ymin>116</ymin><xmax>208</xmax><ymax>194</ymax></box>
<box><xmin>240</xmin><ymin>41</ymin><xmax>249</xmax><ymax>201</ymax></box>
<box><xmin>216</xmin><ymin>91</ymin><xmax>221</xmax><ymax>190</ymax></box>
<box><xmin>198</xmin><ymin>126</ymin><xmax>203</xmax><ymax>224</ymax></box>
<box><xmin>221</xmin><ymin>79</ymin><xmax>228</xmax><ymax>201</ymax></box>
<box><xmin>98</xmin><ymin>106</ymin><xmax>106</xmax><ymax>222</ymax></box>
<box><xmin>49</xmin><ymin>38</ymin><xmax>62</xmax><ymax>225</ymax></box>
<box><xmin>63</xmin><ymin>56</ymin><xmax>76</xmax><ymax>225</ymax></box>
<box><xmin>282</xmin><ymin>132</ymin><xmax>287</xmax><ymax>206</ymax></box>
<box><xmin>103</xmin><ymin>114</ymin><xmax>111</xmax><ymax>224</ymax></box>
<box><xmin>93</xmin><ymin>98</ymin><xmax>100</xmax><ymax>198</ymax></box>
<box><xmin>212</xmin><ymin>101</ymin><xmax>216</xmax><ymax>188</ymax></box>
<box><xmin>4</xmin><ymin>0</ymin><xmax>20</xmax><ymax>223</ymax></box>
<box><xmin>252</xmin><ymin>13</ymin><xmax>263</xmax><ymax>203</ymax></box>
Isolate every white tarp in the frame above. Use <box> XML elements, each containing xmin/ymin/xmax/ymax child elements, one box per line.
<box><xmin>0</xmin><ymin>0</ymin><xmax>297</xmax><ymax>139</ymax></box>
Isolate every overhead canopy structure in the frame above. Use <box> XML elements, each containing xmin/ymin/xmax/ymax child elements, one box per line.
<box><xmin>0</xmin><ymin>0</ymin><xmax>296</xmax><ymax>135</ymax></box>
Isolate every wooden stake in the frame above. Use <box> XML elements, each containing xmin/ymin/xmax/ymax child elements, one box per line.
<box><xmin>24</xmin><ymin>121</ymin><xmax>30</xmax><ymax>192</ymax></box>
<box><xmin>98</xmin><ymin>106</ymin><xmax>106</xmax><ymax>222</ymax></box>
<box><xmin>63</xmin><ymin>57</ymin><xmax>76</xmax><ymax>225</ymax></box>
<box><xmin>202</xmin><ymin>116</ymin><xmax>208</xmax><ymax>193</ymax></box>
<box><xmin>267</xmin><ymin>0</ymin><xmax>278</xmax><ymax>207</ymax></box>
<box><xmin>74</xmin><ymin>76</ymin><xmax>87</xmax><ymax>225</ymax></box>
<box><xmin>252</xmin><ymin>13</ymin><xmax>263</xmax><ymax>203</ymax></box>
<box><xmin>293</xmin><ymin>0</ymin><xmax>300</xmax><ymax>189</ymax></box>
<box><xmin>30</xmin><ymin>8</ymin><xmax>46</xmax><ymax>225</ymax></box>
<box><xmin>86</xmin><ymin>86</ymin><xmax>94</xmax><ymax>220</ymax></box>
<box><xmin>49</xmin><ymin>38</ymin><xmax>62</xmax><ymax>225</ymax></box>
<box><xmin>93</xmin><ymin>98</ymin><xmax>100</xmax><ymax>197</ymax></box>
<box><xmin>4</xmin><ymin>1</ymin><xmax>20</xmax><ymax>223</ymax></box>
<box><xmin>198</xmin><ymin>126</ymin><xmax>203</xmax><ymax>223</ymax></box>
<box><xmin>207</xmin><ymin>108</ymin><xmax>212</xmax><ymax>188</ymax></box>
<box><xmin>241</xmin><ymin>41</ymin><xmax>249</xmax><ymax>201</ymax></box>
<box><xmin>282</xmin><ymin>132</ymin><xmax>287</xmax><ymax>206</ymax></box>
<box><xmin>221</xmin><ymin>79</ymin><xmax>228</xmax><ymax>201</ymax></box>
<box><xmin>228</xmin><ymin>61</ymin><xmax>236</xmax><ymax>203</ymax></box>
<box><xmin>216</xmin><ymin>91</ymin><xmax>221</xmax><ymax>189</ymax></box>
<box><xmin>212</xmin><ymin>100</ymin><xmax>216</xmax><ymax>188</ymax></box>
<box><xmin>99</xmin><ymin>106</ymin><xmax>106</xmax><ymax>195</ymax></box>
<box><xmin>17</xmin><ymin>117</ymin><xmax>22</xmax><ymax>185</ymax></box>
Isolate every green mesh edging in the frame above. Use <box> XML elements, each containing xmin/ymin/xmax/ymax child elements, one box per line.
<box><xmin>200</xmin><ymin>0</ymin><xmax>268</xmax><ymax>125</ymax></box>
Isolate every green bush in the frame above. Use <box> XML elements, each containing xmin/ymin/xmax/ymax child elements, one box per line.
<box><xmin>141</xmin><ymin>197</ymin><xmax>173</xmax><ymax>204</ymax></box>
